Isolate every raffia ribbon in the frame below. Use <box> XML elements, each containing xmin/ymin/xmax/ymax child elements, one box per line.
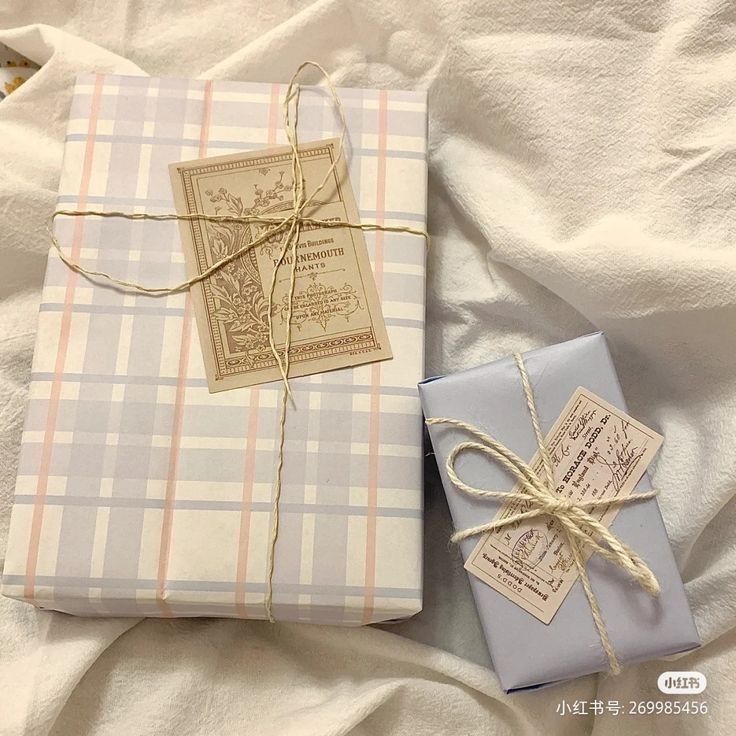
<box><xmin>426</xmin><ymin>352</ymin><xmax>660</xmax><ymax>674</ymax></box>
<box><xmin>47</xmin><ymin>62</ymin><xmax>429</xmax><ymax>622</ymax></box>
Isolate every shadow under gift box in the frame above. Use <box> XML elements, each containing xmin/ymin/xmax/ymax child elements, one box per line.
<box><xmin>419</xmin><ymin>332</ymin><xmax>700</xmax><ymax>692</ymax></box>
<box><xmin>1</xmin><ymin>73</ymin><xmax>427</xmax><ymax>624</ymax></box>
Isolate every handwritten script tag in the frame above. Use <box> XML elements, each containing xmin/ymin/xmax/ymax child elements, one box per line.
<box><xmin>170</xmin><ymin>139</ymin><xmax>391</xmax><ymax>392</ymax></box>
<box><xmin>464</xmin><ymin>387</ymin><xmax>663</xmax><ymax>624</ymax></box>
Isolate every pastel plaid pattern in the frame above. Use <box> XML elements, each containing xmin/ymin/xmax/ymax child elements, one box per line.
<box><xmin>2</xmin><ymin>74</ymin><xmax>427</xmax><ymax>624</ymax></box>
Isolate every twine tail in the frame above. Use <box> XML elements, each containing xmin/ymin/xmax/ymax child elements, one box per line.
<box><xmin>264</xmin><ymin>374</ymin><xmax>291</xmax><ymax>623</ymax></box>
<box><xmin>569</xmin><ymin>538</ymin><xmax>622</xmax><ymax>675</ymax></box>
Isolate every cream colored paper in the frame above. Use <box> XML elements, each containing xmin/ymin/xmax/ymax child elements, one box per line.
<box><xmin>465</xmin><ymin>387</ymin><xmax>663</xmax><ymax>624</ymax></box>
<box><xmin>169</xmin><ymin>139</ymin><xmax>392</xmax><ymax>392</ymax></box>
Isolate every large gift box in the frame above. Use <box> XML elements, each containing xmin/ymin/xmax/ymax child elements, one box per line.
<box><xmin>419</xmin><ymin>333</ymin><xmax>699</xmax><ymax>691</ymax></box>
<box><xmin>2</xmin><ymin>73</ymin><xmax>427</xmax><ymax>624</ymax></box>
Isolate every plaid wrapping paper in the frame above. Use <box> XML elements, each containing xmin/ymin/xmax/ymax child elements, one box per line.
<box><xmin>2</xmin><ymin>74</ymin><xmax>427</xmax><ymax>624</ymax></box>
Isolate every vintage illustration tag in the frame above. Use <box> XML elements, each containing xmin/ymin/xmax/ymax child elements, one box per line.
<box><xmin>464</xmin><ymin>387</ymin><xmax>663</xmax><ymax>624</ymax></box>
<box><xmin>170</xmin><ymin>139</ymin><xmax>392</xmax><ymax>392</ymax></box>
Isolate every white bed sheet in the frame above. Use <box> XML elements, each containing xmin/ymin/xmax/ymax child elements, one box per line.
<box><xmin>0</xmin><ymin>2</ymin><xmax>734</xmax><ymax>733</ymax></box>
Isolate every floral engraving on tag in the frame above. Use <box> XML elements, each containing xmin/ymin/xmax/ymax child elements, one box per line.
<box><xmin>170</xmin><ymin>139</ymin><xmax>392</xmax><ymax>391</ymax></box>
<box><xmin>201</xmin><ymin>184</ymin><xmax>286</xmax><ymax>365</ymax></box>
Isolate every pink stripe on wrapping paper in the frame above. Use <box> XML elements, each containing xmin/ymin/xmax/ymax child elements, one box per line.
<box><xmin>155</xmin><ymin>79</ymin><xmax>213</xmax><ymax>616</ymax></box>
<box><xmin>235</xmin><ymin>83</ymin><xmax>280</xmax><ymax>618</ymax></box>
<box><xmin>24</xmin><ymin>74</ymin><xmax>105</xmax><ymax>600</ymax></box>
<box><xmin>362</xmin><ymin>90</ymin><xmax>389</xmax><ymax>624</ymax></box>
<box><xmin>235</xmin><ymin>390</ymin><xmax>259</xmax><ymax>617</ymax></box>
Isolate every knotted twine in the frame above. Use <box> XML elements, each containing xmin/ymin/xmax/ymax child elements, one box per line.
<box><xmin>426</xmin><ymin>352</ymin><xmax>660</xmax><ymax>674</ymax></box>
<box><xmin>47</xmin><ymin>61</ymin><xmax>429</xmax><ymax>622</ymax></box>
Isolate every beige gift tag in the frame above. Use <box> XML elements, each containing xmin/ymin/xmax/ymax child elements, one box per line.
<box><xmin>169</xmin><ymin>139</ymin><xmax>392</xmax><ymax>392</ymax></box>
<box><xmin>464</xmin><ymin>387</ymin><xmax>663</xmax><ymax>624</ymax></box>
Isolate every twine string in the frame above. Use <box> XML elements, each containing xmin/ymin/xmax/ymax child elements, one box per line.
<box><xmin>48</xmin><ymin>61</ymin><xmax>429</xmax><ymax>622</ymax></box>
<box><xmin>426</xmin><ymin>352</ymin><xmax>660</xmax><ymax>674</ymax></box>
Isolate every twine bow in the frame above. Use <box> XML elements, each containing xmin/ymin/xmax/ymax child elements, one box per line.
<box><xmin>426</xmin><ymin>352</ymin><xmax>660</xmax><ymax>674</ymax></box>
<box><xmin>47</xmin><ymin>62</ymin><xmax>429</xmax><ymax>622</ymax></box>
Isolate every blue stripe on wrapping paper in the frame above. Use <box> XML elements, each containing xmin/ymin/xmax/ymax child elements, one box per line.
<box><xmin>64</xmin><ymin>134</ymin><xmax>427</xmax><ymax>160</ymax></box>
<box><xmin>28</xmin><ymin>372</ymin><xmax>421</xmax><ymax>395</ymax></box>
<box><xmin>12</xmin><ymin>495</ymin><xmax>422</xmax><ymax>517</ymax></box>
<box><xmin>2</xmin><ymin>574</ymin><xmax>421</xmax><ymax>598</ymax></box>
<box><xmin>39</xmin><ymin>303</ymin><xmax>189</xmax><ymax>317</ymax></box>
<box><xmin>37</xmin><ymin>303</ymin><xmax>425</xmax><ymax>329</ymax></box>
<box><xmin>58</xmin><ymin>195</ymin><xmax>177</xmax><ymax>208</ymax></box>
<box><xmin>29</xmin><ymin>371</ymin><xmax>209</xmax><ymax>387</ymax></box>
<box><xmin>54</xmin><ymin>194</ymin><xmax>428</xmax><ymax>223</ymax></box>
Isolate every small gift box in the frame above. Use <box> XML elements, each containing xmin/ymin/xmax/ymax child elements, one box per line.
<box><xmin>419</xmin><ymin>333</ymin><xmax>699</xmax><ymax>691</ymax></box>
<box><xmin>1</xmin><ymin>73</ymin><xmax>427</xmax><ymax>624</ymax></box>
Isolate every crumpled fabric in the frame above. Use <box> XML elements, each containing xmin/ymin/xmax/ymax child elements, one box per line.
<box><xmin>0</xmin><ymin>1</ymin><xmax>734</xmax><ymax>733</ymax></box>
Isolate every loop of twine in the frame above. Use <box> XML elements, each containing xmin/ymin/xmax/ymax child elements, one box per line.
<box><xmin>48</xmin><ymin>61</ymin><xmax>429</xmax><ymax>622</ymax></box>
<box><xmin>426</xmin><ymin>352</ymin><xmax>660</xmax><ymax>674</ymax></box>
